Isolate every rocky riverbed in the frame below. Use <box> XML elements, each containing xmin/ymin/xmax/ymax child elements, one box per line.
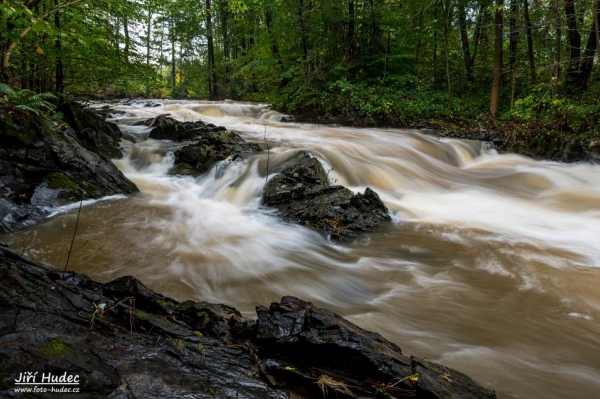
<box><xmin>1</xmin><ymin>101</ymin><xmax>498</xmax><ymax>398</ymax></box>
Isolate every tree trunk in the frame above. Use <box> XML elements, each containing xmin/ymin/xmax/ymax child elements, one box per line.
<box><xmin>596</xmin><ymin>0</ymin><xmax>600</xmax><ymax>57</ymax></box>
<box><xmin>299</xmin><ymin>0</ymin><xmax>309</xmax><ymax>62</ymax></box>
<box><xmin>523</xmin><ymin>0</ymin><xmax>536</xmax><ymax>84</ymax></box>
<box><xmin>564</xmin><ymin>0</ymin><xmax>582</xmax><ymax>89</ymax></box>
<box><xmin>509</xmin><ymin>0</ymin><xmax>518</xmax><ymax>108</ymax></box>
<box><xmin>123</xmin><ymin>16</ymin><xmax>130</xmax><ymax>62</ymax></box>
<box><xmin>443</xmin><ymin>0</ymin><xmax>452</xmax><ymax>109</ymax></box>
<box><xmin>145</xmin><ymin>11</ymin><xmax>152</xmax><ymax>66</ymax></box>
<box><xmin>205</xmin><ymin>0</ymin><xmax>218</xmax><ymax>100</ymax></box>
<box><xmin>433</xmin><ymin>5</ymin><xmax>438</xmax><ymax>85</ymax></box>
<box><xmin>348</xmin><ymin>0</ymin><xmax>356</xmax><ymax>61</ymax></box>
<box><xmin>579</xmin><ymin>3</ymin><xmax>600</xmax><ymax>89</ymax></box>
<box><xmin>369</xmin><ymin>0</ymin><xmax>379</xmax><ymax>57</ymax></box>
<box><xmin>264</xmin><ymin>2</ymin><xmax>281</xmax><ymax>64</ymax></box>
<box><xmin>383</xmin><ymin>21</ymin><xmax>391</xmax><ymax>82</ymax></box>
<box><xmin>219</xmin><ymin>0</ymin><xmax>232</xmax><ymax>92</ymax></box>
<box><xmin>554</xmin><ymin>0</ymin><xmax>562</xmax><ymax>88</ymax></box>
<box><xmin>170</xmin><ymin>18</ymin><xmax>176</xmax><ymax>89</ymax></box>
<box><xmin>54</xmin><ymin>0</ymin><xmax>63</xmax><ymax>97</ymax></box>
<box><xmin>458</xmin><ymin>2</ymin><xmax>474</xmax><ymax>82</ymax></box>
<box><xmin>490</xmin><ymin>0</ymin><xmax>504</xmax><ymax>115</ymax></box>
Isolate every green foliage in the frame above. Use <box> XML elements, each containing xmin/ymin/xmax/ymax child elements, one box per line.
<box><xmin>268</xmin><ymin>77</ymin><xmax>487</xmax><ymax>127</ymax></box>
<box><xmin>1</xmin><ymin>0</ymin><xmax>599</xmax><ymax>155</ymax></box>
<box><xmin>0</xmin><ymin>84</ymin><xmax>57</xmax><ymax>116</ymax></box>
<box><xmin>505</xmin><ymin>83</ymin><xmax>600</xmax><ymax>139</ymax></box>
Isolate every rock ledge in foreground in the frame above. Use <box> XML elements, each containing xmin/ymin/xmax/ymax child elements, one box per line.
<box><xmin>0</xmin><ymin>245</ymin><xmax>495</xmax><ymax>399</ymax></box>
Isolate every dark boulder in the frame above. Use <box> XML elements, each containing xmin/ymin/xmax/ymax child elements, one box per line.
<box><xmin>146</xmin><ymin>115</ymin><xmax>226</xmax><ymax>141</ymax></box>
<box><xmin>262</xmin><ymin>151</ymin><xmax>391</xmax><ymax>239</ymax></box>
<box><xmin>0</xmin><ymin>245</ymin><xmax>496</xmax><ymax>399</ymax></box>
<box><xmin>170</xmin><ymin>131</ymin><xmax>261</xmax><ymax>177</ymax></box>
<box><xmin>0</xmin><ymin>246</ymin><xmax>287</xmax><ymax>399</ymax></box>
<box><xmin>145</xmin><ymin>116</ymin><xmax>262</xmax><ymax>176</ymax></box>
<box><xmin>517</xmin><ymin>134</ymin><xmax>588</xmax><ymax>163</ymax></box>
<box><xmin>255</xmin><ymin>296</ymin><xmax>496</xmax><ymax>399</ymax></box>
<box><xmin>0</xmin><ymin>107</ymin><xmax>138</xmax><ymax>232</ymax></box>
<box><xmin>58</xmin><ymin>101</ymin><xmax>123</xmax><ymax>160</ymax></box>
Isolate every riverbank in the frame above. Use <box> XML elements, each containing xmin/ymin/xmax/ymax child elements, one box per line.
<box><xmin>289</xmin><ymin>110</ymin><xmax>600</xmax><ymax>164</ymax></box>
<box><xmin>263</xmin><ymin>83</ymin><xmax>600</xmax><ymax>164</ymax></box>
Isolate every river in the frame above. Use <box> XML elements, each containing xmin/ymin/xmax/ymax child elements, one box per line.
<box><xmin>2</xmin><ymin>100</ymin><xmax>600</xmax><ymax>398</ymax></box>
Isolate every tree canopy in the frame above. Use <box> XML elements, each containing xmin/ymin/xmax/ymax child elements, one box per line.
<box><xmin>2</xmin><ymin>0</ymin><xmax>600</xmax><ymax>138</ymax></box>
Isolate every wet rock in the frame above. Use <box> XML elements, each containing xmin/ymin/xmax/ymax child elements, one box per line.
<box><xmin>517</xmin><ymin>135</ymin><xmax>588</xmax><ymax>163</ymax></box>
<box><xmin>0</xmin><ymin>246</ymin><xmax>287</xmax><ymax>399</ymax></box>
<box><xmin>146</xmin><ymin>115</ymin><xmax>226</xmax><ymax>141</ymax></box>
<box><xmin>58</xmin><ymin>101</ymin><xmax>123</xmax><ymax>160</ymax></box>
<box><xmin>262</xmin><ymin>151</ymin><xmax>391</xmax><ymax>239</ymax></box>
<box><xmin>170</xmin><ymin>131</ymin><xmax>261</xmax><ymax>177</ymax></box>
<box><xmin>0</xmin><ymin>247</ymin><xmax>496</xmax><ymax>399</ymax></box>
<box><xmin>0</xmin><ymin>107</ymin><xmax>138</xmax><ymax>232</ymax></box>
<box><xmin>255</xmin><ymin>296</ymin><xmax>497</xmax><ymax>399</ymax></box>
<box><xmin>588</xmin><ymin>141</ymin><xmax>600</xmax><ymax>163</ymax></box>
<box><xmin>437</xmin><ymin>130</ymin><xmax>506</xmax><ymax>149</ymax></box>
<box><xmin>435</xmin><ymin>128</ymin><xmax>599</xmax><ymax>163</ymax></box>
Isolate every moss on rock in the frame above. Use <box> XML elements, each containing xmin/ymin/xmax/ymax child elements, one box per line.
<box><xmin>38</xmin><ymin>338</ymin><xmax>70</xmax><ymax>357</ymax></box>
<box><xmin>46</xmin><ymin>172</ymin><xmax>79</xmax><ymax>192</ymax></box>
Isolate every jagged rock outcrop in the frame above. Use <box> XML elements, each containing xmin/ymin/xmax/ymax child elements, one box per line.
<box><xmin>146</xmin><ymin>115</ymin><xmax>226</xmax><ymax>141</ymax></box>
<box><xmin>0</xmin><ymin>245</ymin><xmax>496</xmax><ymax>399</ymax></box>
<box><xmin>0</xmin><ymin>106</ymin><xmax>138</xmax><ymax>232</ymax></box>
<box><xmin>262</xmin><ymin>151</ymin><xmax>391</xmax><ymax>239</ymax></box>
<box><xmin>142</xmin><ymin>115</ymin><xmax>262</xmax><ymax>177</ymax></box>
<box><xmin>58</xmin><ymin>101</ymin><xmax>123</xmax><ymax>160</ymax></box>
<box><xmin>170</xmin><ymin>131</ymin><xmax>262</xmax><ymax>177</ymax></box>
<box><xmin>256</xmin><ymin>297</ymin><xmax>496</xmax><ymax>399</ymax></box>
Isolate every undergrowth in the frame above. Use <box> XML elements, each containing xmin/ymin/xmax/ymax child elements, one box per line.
<box><xmin>0</xmin><ymin>83</ymin><xmax>57</xmax><ymax>116</ymax></box>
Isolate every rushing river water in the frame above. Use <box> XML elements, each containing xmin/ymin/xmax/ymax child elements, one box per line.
<box><xmin>3</xmin><ymin>100</ymin><xmax>600</xmax><ymax>398</ymax></box>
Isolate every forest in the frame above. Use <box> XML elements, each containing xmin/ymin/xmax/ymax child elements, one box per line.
<box><xmin>2</xmin><ymin>0</ymin><xmax>600</xmax><ymax>148</ymax></box>
<box><xmin>3</xmin><ymin>2</ymin><xmax>600</xmax><ymax>399</ymax></box>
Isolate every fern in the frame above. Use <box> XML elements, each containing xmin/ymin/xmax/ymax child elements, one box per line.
<box><xmin>16</xmin><ymin>105</ymin><xmax>42</xmax><ymax>116</ymax></box>
<box><xmin>0</xmin><ymin>83</ymin><xmax>57</xmax><ymax>116</ymax></box>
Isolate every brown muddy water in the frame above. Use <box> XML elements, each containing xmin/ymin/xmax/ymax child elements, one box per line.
<box><xmin>2</xmin><ymin>101</ymin><xmax>600</xmax><ymax>398</ymax></box>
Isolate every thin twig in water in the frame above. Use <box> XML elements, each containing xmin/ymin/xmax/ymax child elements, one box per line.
<box><xmin>264</xmin><ymin>125</ymin><xmax>270</xmax><ymax>182</ymax></box>
<box><xmin>64</xmin><ymin>196</ymin><xmax>83</xmax><ymax>272</ymax></box>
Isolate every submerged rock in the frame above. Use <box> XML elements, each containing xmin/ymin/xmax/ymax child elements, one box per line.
<box><xmin>262</xmin><ymin>151</ymin><xmax>391</xmax><ymax>239</ymax></box>
<box><xmin>0</xmin><ymin>246</ymin><xmax>496</xmax><ymax>399</ymax></box>
<box><xmin>0</xmin><ymin>106</ymin><xmax>138</xmax><ymax>232</ymax></box>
